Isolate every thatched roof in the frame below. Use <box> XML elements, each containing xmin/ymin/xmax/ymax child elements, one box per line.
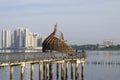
<box><xmin>42</xmin><ymin>24</ymin><xmax>74</xmax><ymax>54</ymax></box>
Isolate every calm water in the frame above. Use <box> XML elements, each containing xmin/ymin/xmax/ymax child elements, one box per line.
<box><xmin>85</xmin><ymin>51</ymin><xmax>120</xmax><ymax>80</ymax></box>
<box><xmin>0</xmin><ymin>51</ymin><xmax>120</xmax><ymax>80</ymax></box>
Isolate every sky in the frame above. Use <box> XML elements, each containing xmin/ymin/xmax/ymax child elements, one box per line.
<box><xmin>0</xmin><ymin>0</ymin><xmax>120</xmax><ymax>45</ymax></box>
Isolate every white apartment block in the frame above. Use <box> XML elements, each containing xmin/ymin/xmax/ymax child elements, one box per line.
<box><xmin>1</xmin><ymin>29</ymin><xmax>10</xmax><ymax>48</ymax></box>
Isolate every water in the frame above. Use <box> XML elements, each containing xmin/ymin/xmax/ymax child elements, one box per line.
<box><xmin>85</xmin><ymin>51</ymin><xmax>120</xmax><ymax>80</ymax></box>
<box><xmin>0</xmin><ymin>51</ymin><xmax>120</xmax><ymax>80</ymax></box>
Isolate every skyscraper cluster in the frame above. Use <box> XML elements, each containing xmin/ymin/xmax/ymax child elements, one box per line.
<box><xmin>1</xmin><ymin>28</ymin><xmax>45</xmax><ymax>49</ymax></box>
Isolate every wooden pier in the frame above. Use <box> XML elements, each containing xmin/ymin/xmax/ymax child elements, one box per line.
<box><xmin>0</xmin><ymin>52</ymin><xmax>86</xmax><ymax>80</ymax></box>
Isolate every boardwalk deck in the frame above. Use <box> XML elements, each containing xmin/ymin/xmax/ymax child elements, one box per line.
<box><xmin>0</xmin><ymin>52</ymin><xmax>86</xmax><ymax>66</ymax></box>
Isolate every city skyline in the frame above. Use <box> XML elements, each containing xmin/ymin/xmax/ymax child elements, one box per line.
<box><xmin>1</xmin><ymin>28</ymin><xmax>45</xmax><ymax>49</ymax></box>
<box><xmin>1</xmin><ymin>27</ymin><xmax>118</xmax><ymax>47</ymax></box>
<box><xmin>0</xmin><ymin>0</ymin><xmax>120</xmax><ymax>45</ymax></box>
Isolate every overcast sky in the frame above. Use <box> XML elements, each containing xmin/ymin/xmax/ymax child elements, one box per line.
<box><xmin>0</xmin><ymin>0</ymin><xmax>120</xmax><ymax>45</ymax></box>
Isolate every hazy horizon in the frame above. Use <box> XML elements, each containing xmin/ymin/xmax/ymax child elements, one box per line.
<box><xmin>0</xmin><ymin>0</ymin><xmax>120</xmax><ymax>45</ymax></box>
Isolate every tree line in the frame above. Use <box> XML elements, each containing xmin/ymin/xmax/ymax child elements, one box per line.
<box><xmin>72</xmin><ymin>44</ymin><xmax>120</xmax><ymax>50</ymax></box>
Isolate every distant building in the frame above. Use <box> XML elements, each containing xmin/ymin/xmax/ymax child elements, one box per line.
<box><xmin>37</xmin><ymin>36</ymin><xmax>46</xmax><ymax>47</ymax></box>
<box><xmin>1</xmin><ymin>29</ymin><xmax>10</xmax><ymax>48</ymax></box>
<box><xmin>24</xmin><ymin>28</ymin><xmax>31</xmax><ymax>48</ymax></box>
<box><xmin>11</xmin><ymin>28</ymin><xmax>24</xmax><ymax>48</ymax></box>
<box><xmin>11</xmin><ymin>32</ymin><xmax>14</xmax><ymax>48</ymax></box>
<box><xmin>98</xmin><ymin>45</ymin><xmax>105</xmax><ymax>48</ymax></box>
<box><xmin>24</xmin><ymin>29</ymin><xmax>42</xmax><ymax>48</ymax></box>
<box><xmin>1</xmin><ymin>27</ymin><xmax>45</xmax><ymax>49</ymax></box>
<box><xmin>103</xmin><ymin>40</ymin><xmax>113</xmax><ymax>47</ymax></box>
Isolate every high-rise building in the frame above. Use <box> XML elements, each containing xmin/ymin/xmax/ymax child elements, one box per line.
<box><xmin>24</xmin><ymin>29</ymin><xmax>36</xmax><ymax>48</ymax></box>
<box><xmin>24</xmin><ymin>28</ymin><xmax>30</xmax><ymax>47</ymax></box>
<box><xmin>1</xmin><ymin>29</ymin><xmax>10</xmax><ymax>48</ymax></box>
<box><xmin>34</xmin><ymin>33</ymin><xmax>41</xmax><ymax>47</ymax></box>
<box><xmin>11</xmin><ymin>28</ymin><xmax>25</xmax><ymax>48</ymax></box>
<box><xmin>11</xmin><ymin>32</ymin><xmax>14</xmax><ymax>48</ymax></box>
<box><xmin>18</xmin><ymin>28</ymin><xmax>24</xmax><ymax>47</ymax></box>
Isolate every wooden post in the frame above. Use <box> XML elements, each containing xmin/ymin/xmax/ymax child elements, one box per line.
<box><xmin>56</xmin><ymin>63</ymin><xmax>59</xmax><ymax>80</ymax></box>
<box><xmin>46</xmin><ymin>63</ymin><xmax>49</xmax><ymax>80</ymax></box>
<box><xmin>71</xmin><ymin>63</ymin><xmax>73</xmax><ymax>80</ymax></box>
<box><xmin>43</xmin><ymin>63</ymin><xmax>46</xmax><ymax>80</ymax></box>
<box><xmin>61</xmin><ymin>63</ymin><xmax>64</xmax><ymax>80</ymax></box>
<box><xmin>75</xmin><ymin>63</ymin><xmax>79</xmax><ymax>80</ymax></box>
<box><xmin>31</xmin><ymin>64</ymin><xmax>34</xmax><ymax>80</ymax></box>
<box><xmin>66</xmin><ymin>62</ymin><xmax>68</xmax><ymax>80</ymax></box>
<box><xmin>81</xmin><ymin>62</ymin><xmax>84</xmax><ymax>80</ymax></box>
<box><xmin>10</xmin><ymin>66</ymin><xmax>14</xmax><ymax>80</ymax></box>
<box><xmin>39</xmin><ymin>63</ymin><xmax>43</xmax><ymax>80</ymax></box>
<box><xmin>21</xmin><ymin>64</ymin><xmax>24</xmax><ymax>80</ymax></box>
<box><xmin>49</xmin><ymin>63</ymin><xmax>52</xmax><ymax>80</ymax></box>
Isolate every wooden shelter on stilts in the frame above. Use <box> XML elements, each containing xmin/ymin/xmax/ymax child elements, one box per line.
<box><xmin>42</xmin><ymin>24</ymin><xmax>74</xmax><ymax>54</ymax></box>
